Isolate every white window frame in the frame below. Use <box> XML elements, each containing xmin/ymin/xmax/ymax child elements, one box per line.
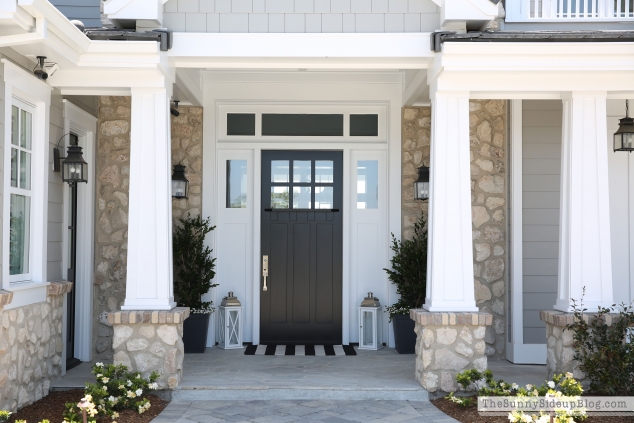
<box><xmin>1</xmin><ymin>59</ymin><xmax>52</xmax><ymax>308</ymax></box>
<box><xmin>7</xmin><ymin>98</ymin><xmax>36</xmax><ymax>283</ymax></box>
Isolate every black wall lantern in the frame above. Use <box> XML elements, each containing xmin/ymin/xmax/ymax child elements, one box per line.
<box><xmin>414</xmin><ymin>166</ymin><xmax>430</xmax><ymax>201</ymax></box>
<box><xmin>54</xmin><ymin>133</ymin><xmax>88</xmax><ymax>184</ymax></box>
<box><xmin>614</xmin><ymin>100</ymin><xmax>634</xmax><ymax>153</ymax></box>
<box><xmin>172</xmin><ymin>164</ymin><xmax>189</xmax><ymax>198</ymax></box>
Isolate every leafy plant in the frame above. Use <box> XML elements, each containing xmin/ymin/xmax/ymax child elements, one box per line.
<box><xmin>0</xmin><ymin>410</ymin><xmax>11</xmax><ymax>422</ymax></box>
<box><xmin>450</xmin><ymin>369</ymin><xmax>586</xmax><ymax>423</ymax></box>
<box><xmin>383</xmin><ymin>212</ymin><xmax>427</xmax><ymax>320</ymax></box>
<box><xmin>567</xmin><ymin>289</ymin><xmax>634</xmax><ymax>396</ymax></box>
<box><xmin>63</xmin><ymin>363</ymin><xmax>159</xmax><ymax>423</ymax></box>
<box><xmin>172</xmin><ymin>214</ymin><xmax>218</xmax><ymax>313</ymax></box>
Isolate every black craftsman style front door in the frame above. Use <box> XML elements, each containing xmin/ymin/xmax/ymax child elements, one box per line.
<box><xmin>260</xmin><ymin>151</ymin><xmax>343</xmax><ymax>345</ymax></box>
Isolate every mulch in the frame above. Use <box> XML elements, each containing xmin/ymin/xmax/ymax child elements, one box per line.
<box><xmin>8</xmin><ymin>389</ymin><xmax>169</xmax><ymax>423</ymax></box>
<box><xmin>432</xmin><ymin>397</ymin><xmax>634</xmax><ymax>423</ymax></box>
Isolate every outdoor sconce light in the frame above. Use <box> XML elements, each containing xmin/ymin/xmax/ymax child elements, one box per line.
<box><xmin>614</xmin><ymin>100</ymin><xmax>634</xmax><ymax>153</ymax></box>
<box><xmin>33</xmin><ymin>56</ymin><xmax>48</xmax><ymax>80</ymax></box>
<box><xmin>171</xmin><ymin>164</ymin><xmax>189</xmax><ymax>199</ymax></box>
<box><xmin>170</xmin><ymin>100</ymin><xmax>180</xmax><ymax>117</ymax></box>
<box><xmin>218</xmin><ymin>292</ymin><xmax>243</xmax><ymax>349</ymax></box>
<box><xmin>414</xmin><ymin>166</ymin><xmax>430</xmax><ymax>201</ymax></box>
<box><xmin>358</xmin><ymin>292</ymin><xmax>383</xmax><ymax>350</ymax></box>
<box><xmin>54</xmin><ymin>134</ymin><xmax>88</xmax><ymax>184</ymax></box>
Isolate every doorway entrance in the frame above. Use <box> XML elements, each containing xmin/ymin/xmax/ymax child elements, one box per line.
<box><xmin>260</xmin><ymin>151</ymin><xmax>343</xmax><ymax>344</ymax></box>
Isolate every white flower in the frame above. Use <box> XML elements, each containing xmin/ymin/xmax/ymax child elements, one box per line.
<box><xmin>547</xmin><ymin>381</ymin><xmax>556</xmax><ymax>389</ymax></box>
<box><xmin>96</xmin><ymin>362</ymin><xmax>104</xmax><ymax>367</ymax></box>
<box><xmin>512</xmin><ymin>383</ymin><xmax>519</xmax><ymax>390</ymax></box>
<box><xmin>126</xmin><ymin>391</ymin><xmax>136</xmax><ymax>398</ymax></box>
<box><xmin>103</xmin><ymin>386</ymin><xmax>108</xmax><ymax>391</ymax></box>
<box><xmin>127</xmin><ymin>380</ymin><xmax>132</xmax><ymax>387</ymax></box>
<box><xmin>526</xmin><ymin>384</ymin><xmax>533</xmax><ymax>390</ymax></box>
<box><xmin>135</xmin><ymin>388</ymin><xmax>143</xmax><ymax>396</ymax></box>
<box><xmin>148</xmin><ymin>382</ymin><xmax>158</xmax><ymax>390</ymax></box>
<box><xmin>536</xmin><ymin>416</ymin><xmax>550</xmax><ymax>423</ymax></box>
<box><xmin>96</xmin><ymin>374</ymin><xmax>103</xmax><ymax>378</ymax></box>
<box><xmin>118</xmin><ymin>385</ymin><xmax>125</xmax><ymax>390</ymax></box>
<box><xmin>108</xmin><ymin>396</ymin><xmax>117</xmax><ymax>403</ymax></box>
<box><xmin>565</xmin><ymin>372</ymin><xmax>573</xmax><ymax>379</ymax></box>
<box><xmin>102</xmin><ymin>377</ymin><xmax>109</xmax><ymax>383</ymax></box>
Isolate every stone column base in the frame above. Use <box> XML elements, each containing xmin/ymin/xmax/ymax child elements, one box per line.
<box><xmin>410</xmin><ymin>309</ymin><xmax>493</xmax><ymax>393</ymax></box>
<box><xmin>107</xmin><ymin>308</ymin><xmax>189</xmax><ymax>389</ymax></box>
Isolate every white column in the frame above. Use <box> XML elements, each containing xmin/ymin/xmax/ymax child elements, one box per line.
<box><xmin>121</xmin><ymin>86</ymin><xmax>176</xmax><ymax>310</ymax></box>
<box><xmin>555</xmin><ymin>92</ymin><xmax>613</xmax><ymax>312</ymax></box>
<box><xmin>424</xmin><ymin>91</ymin><xmax>478</xmax><ymax>312</ymax></box>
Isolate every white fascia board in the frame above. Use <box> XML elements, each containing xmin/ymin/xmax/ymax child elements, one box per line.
<box><xmin>170</xmin><ymin>33</ymin><xmax>434</xmax><ymax>70</ymax></box>
<box><xmin>104</xmin><ymin>0</ymin><xmax>163</xmax><ymax>22</ymax></box>
<box><xmin>0</xmin><ymin>1</ymin><xmax>36</xmax><ymax>32</ymax></box>
<box><xmin>441</xmin><ymin>0</ymin><xmax>498</xmax><ymax>23</ymax></box>
<box><xmin>18</xmin><ymin>0</ymin><xmax>90</xmax><ymax>53</ymax></box>
<box><xmin>49</xmin><ymin>67</ymin><xmax>169</xmax><ymax>89</ymax></box>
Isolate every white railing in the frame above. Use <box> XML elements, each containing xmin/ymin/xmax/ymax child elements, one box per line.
<box><xmin>526</xmin><ymin>0</ymin><xmax>634</xmax><ymax>19</ymax></box>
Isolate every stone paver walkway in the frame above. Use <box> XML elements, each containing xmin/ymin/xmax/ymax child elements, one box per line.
<box><xmin>151</xmin><ymin>400</ymin><xmax>460</xmax><ymax>423</ymax></box>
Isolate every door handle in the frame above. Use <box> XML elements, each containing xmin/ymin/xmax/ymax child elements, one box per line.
<box><xmin>262</xmin><ymin>255</ymin><xmax>269</xmax><ymax>291</ymax></box>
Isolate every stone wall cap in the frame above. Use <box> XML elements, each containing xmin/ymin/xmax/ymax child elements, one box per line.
<box><xmin>540</xmin><ymin>309</ymin><xmax>626</xmax><ymax>327</ymax></box>
<box><xmin>107</xmin><ymin>307</ymin><xmax>190</xmax><ymax>325</ymax></box>
<box><xmin>47</xmin><ymin>281</ymin><xmax>74</xmax><ymax>297</ymax></box>
<box><xmin>0</xmin><ymin>289</ymin><xmax>14</xmax><ymax>308</ymax></box>
<box><xmin>410</xmin><ymin>309</ymin><xmax>493</xmax><ymax>326</ymax></box>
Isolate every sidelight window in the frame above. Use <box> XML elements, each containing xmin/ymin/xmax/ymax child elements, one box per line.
<box><xmin>357</xmin><ymin>160</ymin><xmax>378</xmax><ymax>209</ymax></box>
<box><xmin>226</xmin><ymin>160</ymin><xmax>248</xmax><ymax>208</ymax></box>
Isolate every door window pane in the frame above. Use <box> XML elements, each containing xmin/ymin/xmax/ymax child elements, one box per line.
<box><xmin>315</xmin><ymin>187</ymin><xmax>333</xmax><ymax>209</ymax></box>
<box><xmin>11</xmin><ymin>106</ymin><xmax>18</xmax><ymax>146</ymax></box>
<box><xmin>19</xmin><ymin>151</ymin><xmax>31</xmax><ymax>190</ymax></box>
<box><xmin>9</xmin><ymin>194</ymin><xmax>30</xmax><ymax>275</ymax></box>
<box><xmin>315</xmin><ymin>160</ymin><xmax>333</xmax><ymax>183</ymax></box>
<box><xmin>10</xmin><ymin>148</ymin><xmax>17</xmax><ymax>187</ymax></box>
<box><xmin>20</xmin><ymin>109</ymin><xmax>32</xmax><ymax>149</ymax></box>
<box><xmin>226</xmin><ymin>160</ymin><xmax>247</xmax><ymax>208</ymax></box>
<box><xmin>293</xmin><ymin>160</ymin><xmax>311</xmax><ymax>183</ymax></box>
<box><xmin>271</xmin><ymin>186</ymin><xmax>289</xmax><ymax>209</ymax></box>
<box><xmin>357</xmin><ymin>160</ymin><xmax>378</xmax><ymax>209</ymax></box>
<box><xmin>293</xmin><ymin>186</ymin><xmax>311</xmax><ymax>209</ymax></box>
<box><xmin>271</xmin><ymin>160</ymin><xmax>289</xmax><ymax>183</ymax></box>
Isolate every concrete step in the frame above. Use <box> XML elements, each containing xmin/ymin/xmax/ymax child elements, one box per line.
<box><xmin>170</xmin><ymin>386</ymin><xmax>429</xmax><ymax>401</ymax></box>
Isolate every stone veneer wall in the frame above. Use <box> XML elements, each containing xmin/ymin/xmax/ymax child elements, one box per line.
<box><xmin>108</xmin><ymin>308</ymin><xmax>189</xmax><ymax>389</ymax></box>
<box><xmin>402</xmin><ymin>101</ymin><xmax>507</xmax><ymax>359</ymax></box>
<box><xmin>93</xmin><ymin>96</ymin><xmax>132</xmax><ymax>360</ymax></box>
<box><xmin>171</xmin><ymin>106</ymin><xmax>203</xmax><ymax>222</ymax></box>
<box><xmin>93</xmin><ymin>99</ymin><xmax>204</xmax><ymax>360</ymax></box>
<box><xmin>0</xmin><ymin>282</ymin><xmax>73</xmax><ymax>412</ymax></box>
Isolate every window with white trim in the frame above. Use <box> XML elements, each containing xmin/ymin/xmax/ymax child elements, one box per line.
<box><xmin>8</xmin><ymin>98</ymin><xmax>35</xmax><ymax>283</ymax></box>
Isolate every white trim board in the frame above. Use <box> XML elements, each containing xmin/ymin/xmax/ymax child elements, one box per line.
<box><xmin>61</xmin><ymin>99</ymin><xmax>97</xmax><ymax>364</ymax></box>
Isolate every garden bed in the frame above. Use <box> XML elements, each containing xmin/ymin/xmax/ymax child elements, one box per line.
<box><xmin>7</xmin><ymin>389</ymin><xmax>168</xmax><ymax>423</ymax></box>
<box><xmin>432</xmin><ymin>397</ymin><xmax>634</xmax><ymax>423</ymax></box>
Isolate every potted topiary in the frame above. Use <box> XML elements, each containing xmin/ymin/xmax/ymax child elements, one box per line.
<box><xmin>384</xmin><ymin>212</ymin><xmax>427</xmax><ymax>354</ymax></box>
<box><xmin>173</xmin><ymin>214</ymin><xmax>218</xmax><ymax>353</ymax></box>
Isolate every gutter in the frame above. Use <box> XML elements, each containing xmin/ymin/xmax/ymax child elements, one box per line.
<box><xmin>431</xmin><ymin>30</ymin><xmax>634</xmax><ymax>52</ymax></box>
<box><xmin>84</xmin><ymin>28</ymin><xmax>173</xmax><ymax>51</ymax></box>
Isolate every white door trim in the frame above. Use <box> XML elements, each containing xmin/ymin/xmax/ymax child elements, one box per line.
<box><xmin>62</xmin><ymin>100</ymin><xmax>97</xmax><ymax>365</ymax></box>
<box><xmin>506</xmin><ymin>99</ymin><xmax>547</xmax><ymax>364</ymax></box>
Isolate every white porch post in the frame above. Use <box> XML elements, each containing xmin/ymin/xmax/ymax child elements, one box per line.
<box><xmin>423</xmin><ymin>91</ymin><xmax>478</xmax><ymax>312</ymax></box>
<box><xmin>555</xmin><ymin>92</ymin><xmax>613</xmax><ymax>312</ymax></box>
<box><xmin>121</xmin><ymin>86</ymin><xmax>176</xmax><ymax>311</ymax></box>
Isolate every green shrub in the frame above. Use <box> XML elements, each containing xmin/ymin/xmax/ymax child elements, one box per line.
<box><xmin>63</xmin><ymin>362</ymin><xmax>159</xmax><ymax>423</ymax></box>
<box><xmin>172</xmin><ymin>215</ymin><xmax>218</xmax><ymax>312</ymax></box>
<box><xmin>567</xmin><ymin>290</ymin><xmax>634</xmax><ymax>396</ymax></box>
<box><xmin>383</xmin><ymin>212</ymin><xmax>427</xmax><ymax>320</ymax></box>
<box><xmin>0</xmin><ymin>410</ymin><xmax>11</xmax><ymax>422</ymax></box>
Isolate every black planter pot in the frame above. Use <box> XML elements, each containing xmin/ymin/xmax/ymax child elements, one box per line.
<box><xmin>392</xmin><ymin>313</ymin><xmax>416</xmax><ymax>354</ymax></box>
<box><xmin>183</xmin><ymin>312</ymin><xmax>211</xmax><ymax>353</ymax></box>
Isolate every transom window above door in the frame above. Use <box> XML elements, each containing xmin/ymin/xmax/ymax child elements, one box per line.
<box><xmin>270</xmin><ymin>159</ymin><xmax>335</xmax><ymax>210</ymax></box>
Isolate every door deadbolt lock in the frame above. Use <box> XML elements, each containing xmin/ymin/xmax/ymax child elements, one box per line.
<box><xmin>262</xmin><ymin>255</ymin><xmax>269</xmax><ymax>291</ymax></box>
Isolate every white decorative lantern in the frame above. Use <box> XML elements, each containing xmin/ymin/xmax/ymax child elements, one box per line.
<box><xmin>358</xmin><ymin>292</ymin><xmax>383</xmax><ymax>350</ymax></box>
<box><xmin>218</xmin><ymin>292</ymin><xmax>243</xmax><ymax>349</ymax></box>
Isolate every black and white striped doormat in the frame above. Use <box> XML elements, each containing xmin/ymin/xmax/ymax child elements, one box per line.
<box><xmin>244</xmin><ymin>344</ymin><xmax>356</xmax><ymax>356</ymax></box>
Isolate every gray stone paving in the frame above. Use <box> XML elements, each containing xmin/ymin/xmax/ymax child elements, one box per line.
<box><xmin>151</xmin><ymin>400</ymin><xmax>460</xmax><ymax>423</ymax></box>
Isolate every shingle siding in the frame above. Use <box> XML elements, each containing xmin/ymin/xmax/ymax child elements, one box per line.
<box><xmin>163</xmin><ymin>0</ymin><xmax>439</xmax><ymax>32</ymax></box>
<box><xmin>50</xmin><ymin>0</ymin><xmax>101</xmax><ymax>28</ymax></box>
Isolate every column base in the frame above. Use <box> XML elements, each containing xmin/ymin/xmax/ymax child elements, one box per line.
<box><xmin>107</xmin><ymin>307</ymin><xmax>190</xmax><ymax>389</ymax></box>
<box><xmin>410</xmin><ymin>309</ymin><xmax>493</xmax><ymax>393</ymax></box>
